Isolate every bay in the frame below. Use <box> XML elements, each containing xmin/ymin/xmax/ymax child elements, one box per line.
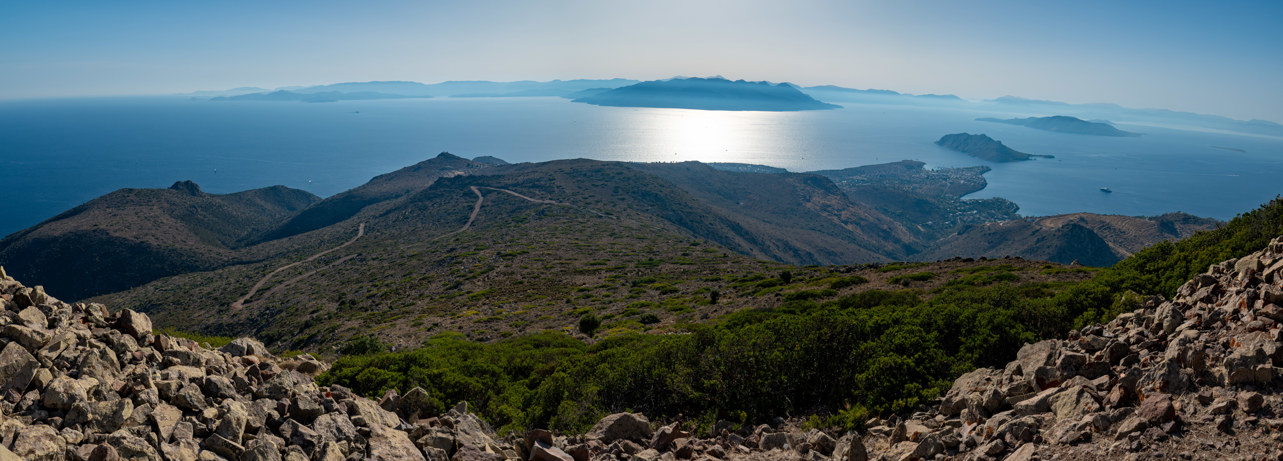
<box><xmin>2</xmin><ymin>96</ymin><xmax>1281</xmax><ymax>238</ymax></box>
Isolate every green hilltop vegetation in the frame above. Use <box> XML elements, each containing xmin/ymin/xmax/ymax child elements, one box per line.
<box><xmin>70</xmin><ymin>155</ymin><xmax>1213</xmax><ymax>355</ymax></box>
<box><xmin>318</xmin><ymin>197</ymin><xmax>1283</xmax><ymax>433</ymax></box>
<box><xmin>0</xmin><ymin>151</ymin><xmax>1249</xmax><ymax>435</ymax></box>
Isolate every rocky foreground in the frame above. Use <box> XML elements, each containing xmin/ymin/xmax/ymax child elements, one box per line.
<box><xmin>3</xmin><ymin>236</ymin><xmax>1283</xmax><ymax>460</ymax></box>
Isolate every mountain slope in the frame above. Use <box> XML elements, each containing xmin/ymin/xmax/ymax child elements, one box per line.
<box><xmin>255</xmin><ymin>152</ymin><xmax>496</xmax><ymax>242</ymax></box>
<box><xmin>920</xmin><ymin>212</ymin><xmax>1221</xmax><ymax>266</ymax></box>
<box><xmin>857</xmin><ymin>235</ymin><xmax>1283</xmax><ymax>460</ymax></box>
<box><xmin>977</xmin><ymin>115</ymin><xmax>1141</xmax><ymax>136</ymax></box>
<box><xmin>0</xmin><ymin>156</ymin><xmax>1217</xmax><ymax>350</ymax></box>
<box><xmin>0</xmin><ymin>181</ymin><xmax>318</xmax><ymax>300</ymax></box>
<box><xmin>629</xmin><ymin>162</ymin><xmax>915</xmax><ymax>263</ymax></box>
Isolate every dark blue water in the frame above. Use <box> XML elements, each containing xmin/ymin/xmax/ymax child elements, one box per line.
<box><xmin>2</xmin><ymin>96</ymin><xmax>1281</xmax><ymax>238</ymax></box>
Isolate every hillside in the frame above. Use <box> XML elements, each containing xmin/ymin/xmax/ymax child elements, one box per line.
<box><xmin>6</xmin><ymin>233</ymin><xmax>1283</xmax><ymax>461</ymax></box>
<box><xmin>936</xmin><ymin>133</ymin><xmax>1051</xmax><ymax>162</ymax></box>
<box><xmin>86</xmin><ymin>159</ymin><xmax>927</xmax><ymax>350</ymax></box>
<box><xmin>0</xmin><ymin>157</ymin><xmax>1216</xmax><ymax>352</ymax></box>
<box><xmin>813</xmin><ymin>160</ymin><xmax>1021</xmax><ymax>243</ymax></box>
<box><xmin>0</xmin><ymin>182</ymin><xmax>319</xmax><ymax>300</ymax></box>
<box><xmin>855</xmin><ymin>234</ymin><xmax>1283</xmax><ymax>460</ymax></box>
<box><xmin>2</xmin><ymin>188</ymin><xmax>1280</xmax><ymax>461</ymax></box>
<box><xmin>978</xmin><ymin>115</ymin><xmax>1142</xmax><ymax>136</ymax></box>
<box><xmin>572</xmin><ymin>77</ymin><xmax>841</xmax><ymax>111</ymax></box>
<box><xmin>255</xmin><ymin>152</ymin><xmax>497</xmax><ymax>242</ymax></box>
<box><xmin>921</xmin><ymin>212</ymin><xmax>1222</xmax><ymax>266</ymax></box>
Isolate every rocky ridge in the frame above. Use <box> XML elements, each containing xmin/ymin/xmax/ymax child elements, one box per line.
<box><xmin>858</xmin><ymin>235</ymin><xmax>1283</xmax><ymax>460</ymax></box>
<box><xmin>5</xmin><ymin>233</ymin><xmax>1283</xmax><ymax>460</ymax></box>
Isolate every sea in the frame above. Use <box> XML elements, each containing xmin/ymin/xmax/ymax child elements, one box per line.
<box><xmin>2</xmin><ymin>96</ymin><xmax>1282</xmax><ymax>238</ymax></box>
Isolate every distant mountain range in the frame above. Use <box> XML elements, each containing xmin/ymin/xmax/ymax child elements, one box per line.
<box><xmin>185</xmin><ymin>78</ymin><xmax>1283</xmax><ymax>135</ymax></box>
<box><xmin>977</xmin><ymin>115</ymin><xmax>1141</xmax><ymax>136</ymax></box>
<box><xmin>570</xmin><ymin>77</ymin><xmax>841</xmax><ymax>111</ymax></box>
<box><xmin>213</xmin><ymin>90</ymin><xmax>430</xmax><ymax>103</ymax></box>
<box><xmin>935</xmin><ymin>133</ymin><xmax>1053</xmax><ymax>162</ymax></box>
<box><xmin>203</xmin><ymin>79</ymin><xmax>639</xmax><ymax>102</ymax></box>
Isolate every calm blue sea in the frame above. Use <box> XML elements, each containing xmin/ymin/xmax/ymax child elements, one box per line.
<box><xmin>2</xmin><ymin>96</ymin><xmax>1281</xmax><ymax>238</ymax></box>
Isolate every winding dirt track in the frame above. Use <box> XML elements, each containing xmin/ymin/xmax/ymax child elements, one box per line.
<box><xmin>230</xmin><ymin>222</ymin><xmax>364</xmax><ymax>310</ymax></box>
<box><xmin>230</xmin><ymin>185</ymin><xmax>602</xmax><ymax>309</ymax></box>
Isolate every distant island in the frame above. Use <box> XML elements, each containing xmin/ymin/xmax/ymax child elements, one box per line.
<box><xmin>571</xmin><ymin>77</ymin><xmax>841</xmax><ymax>111</ymax></box>
<box><xmin>206</xmin><ymin>79</ymin><xmax>639</xmax><ymax>102</ymax></box>
<box><xmin>976</xmin><ymin>115</ymin><xmax>1141</xmax><ymax>137</ymax></box>
<box><xmin>211</xmin><ymin>90</ymin><xmax>430</xmax><ymax>103</ymax></box>
<box><xmin>935</xmin><ymin>133</ymin><xmax>1052</xmax><ymax>162</ymax></box>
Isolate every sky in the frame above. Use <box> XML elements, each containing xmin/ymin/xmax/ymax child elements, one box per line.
<box><xmin>2</xmin><ymin>0</ymin><xmax>1281</xmax><ymax>122</ymax></box>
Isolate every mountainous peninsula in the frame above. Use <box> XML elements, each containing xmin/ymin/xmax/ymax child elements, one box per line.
<box><xmin>935</xmin><ymin>133</ymin><xmax>1052</xmax><ymax>162</ymax></box>
<box><xmin>571</xmin><ymin>77</ymin><xmax>841</xmax><ymax>111</ymax></box>
<box><xmin>977</xmin><ymin>115</ymin><xmax>1142</xmax><ymax>136</ymax></box>
<box><xmin>212</xmin><ymin>90</ymin><xmax>429</xmax><ymax>103</ymax></box>
<box><xmin>205</xmin><ymin>79</ymin><xmax>639</xmax><ymax>102</ymax></box>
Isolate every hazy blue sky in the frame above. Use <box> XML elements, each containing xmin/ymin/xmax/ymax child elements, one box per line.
<box><xmin>3</xmin><ymin>0</ymin><xmax>1280</xmax><ymax>122</ymax></box>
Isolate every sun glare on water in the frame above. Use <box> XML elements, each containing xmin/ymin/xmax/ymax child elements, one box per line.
<box><xmin>624</xmin><ymin>108</ymin><xmax>800</xmax><ymax>165</ymax></box>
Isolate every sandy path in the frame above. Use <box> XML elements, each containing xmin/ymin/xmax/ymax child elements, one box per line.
<box><xmin>230</xmin><ymin>185</ymin><xmax>601</xmax><ymax>309</ymax></box>
<box><xmin>230</xmin><ymin>222</ymin><xmax>364</xmax><ymax>310</ymax></box>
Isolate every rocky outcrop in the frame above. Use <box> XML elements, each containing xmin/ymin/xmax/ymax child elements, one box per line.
<box><xmin>6</xmin><ymin>234</ymin><xmax>1283</xmax><ymax>460</ymax></box>
<box><xmin>857</xmin><ymin>235</ymin><xmax>1283</xmax><ymax>460</ymax></box>
<box><xmin>0</xmin><ymin>268</ymin><xmax>855</xmax><ymax>461</ymax></box>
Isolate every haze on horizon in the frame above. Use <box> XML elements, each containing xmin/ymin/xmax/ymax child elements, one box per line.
<box><xmin>2</xmin><ymin>0</ymin><xmax>1281</xmax><ymax>123</ymax></box>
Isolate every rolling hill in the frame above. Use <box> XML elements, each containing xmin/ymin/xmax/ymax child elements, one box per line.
<box><xmin>0</xmin><ymin>156</ymin><xmax>1218</xmax><ymax>351</ymax></box>
<box><xmin>0</xmin><ymin>181</ymin><xmax>319</xmax><ymax>300</ymax></box>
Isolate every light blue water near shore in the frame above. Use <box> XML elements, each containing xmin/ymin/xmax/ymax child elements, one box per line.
<box><xmin>2</xmin><ymin>96</ymin><xmax>1281</xmax><ymax>238</ymax></box>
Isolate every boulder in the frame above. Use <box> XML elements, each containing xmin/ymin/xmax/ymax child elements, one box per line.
<box><xmin>314</xmin><ymin>412</ymin><xmax>360</xmax><ymax>444</ymax></box>
<box><xmin>115</xmin><ymin>308</ymin><xmax>152</xmax><ymax>338</ymax></box>
<box><xmin>368</xmin><ymin>424</ymin><xmax>427</xmax><ymax>460</ymax></box>
<box><xmin>0</xmin><ymin>342</ymin><xmax>37</xmax><ymax>386</ymax></box>
<box><xmin>759</xmin><ymin>432</ymin><xmax>789</xmax><ymax>451</ymax></box>
<box><xmin>279</xmin><ymin>419</ymin><xmax>322</xmax><ymax>454</ymax></box>
<box><xmin>10</xmin><ymin>425</ymin><xmax>64</xmax><ymax>461</ymax></box>
<box><xmin>152</xmin><ymin>402</ymin><xmax>183</xmax><ymax>442</ymax></box>
<box><xmin>399</xmin><ymin>386</ymin><xmax>441</xmax><ymax>421</ymax></box>
<box><xmin>530</xmin><ymin>441</ymin><xmax>575</xmax><ymax>461</ymax></box>
<box><xmin>589</xmin><ymin>412</ymin><xmax>653</xmax><ymax>443</ymax></box>
<box><xmin>16</xmin><ymin>306</ymin><xmax>46</xmax><ymax>330</ymax></box>
<box><xmin>1137</xmin><ymin>393</ymin><xmax>1177</xmax><ymax>427</ymax></box>
<box><xmin>1049</xmin><ymin>386</ymin><xmax>1099</xmax><ymax>421</ymax></box>
<box><xmin>41</xmin><ymin>375</ymin><xmax>91</xmax><ymax>410</ymax></box>
<box><xmin>220</xmin><ymin>337</ymin><xmax>271</xmax><ymax>357</ymax></box>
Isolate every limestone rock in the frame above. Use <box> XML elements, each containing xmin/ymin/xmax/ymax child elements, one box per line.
<box><xmin>589</xmin><ymin>412</ymin><xmax>653</xmax><ymax>443</ymax></box>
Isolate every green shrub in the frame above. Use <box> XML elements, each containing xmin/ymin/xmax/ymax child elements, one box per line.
<box><xmin>339</xmin><ymin>335</ymin><xmax>388</xmax><ymax>356</ymax></box>
<box><xmin>828</xmin><ymin>275</ymin><xmax>868</xmax><ymax>290</ymax></box>
<box><xmin>314</xmin><ymin>199</ymin><xmax>1283</xmax><ymax>435</ymax></box>
<box><xmin>578</xmin><ymin>314</ymin><xmax>601</xmax><ymax>337</ymax></box>
<box><xmin>156</xmin><ymin>327</ymin><xmax>233</xmax><ymax>348</ymax></box>
<box><xmin>887</xmin><ymin>272</ymin><xmax>936</xmax><ymax>286</ymax></box>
